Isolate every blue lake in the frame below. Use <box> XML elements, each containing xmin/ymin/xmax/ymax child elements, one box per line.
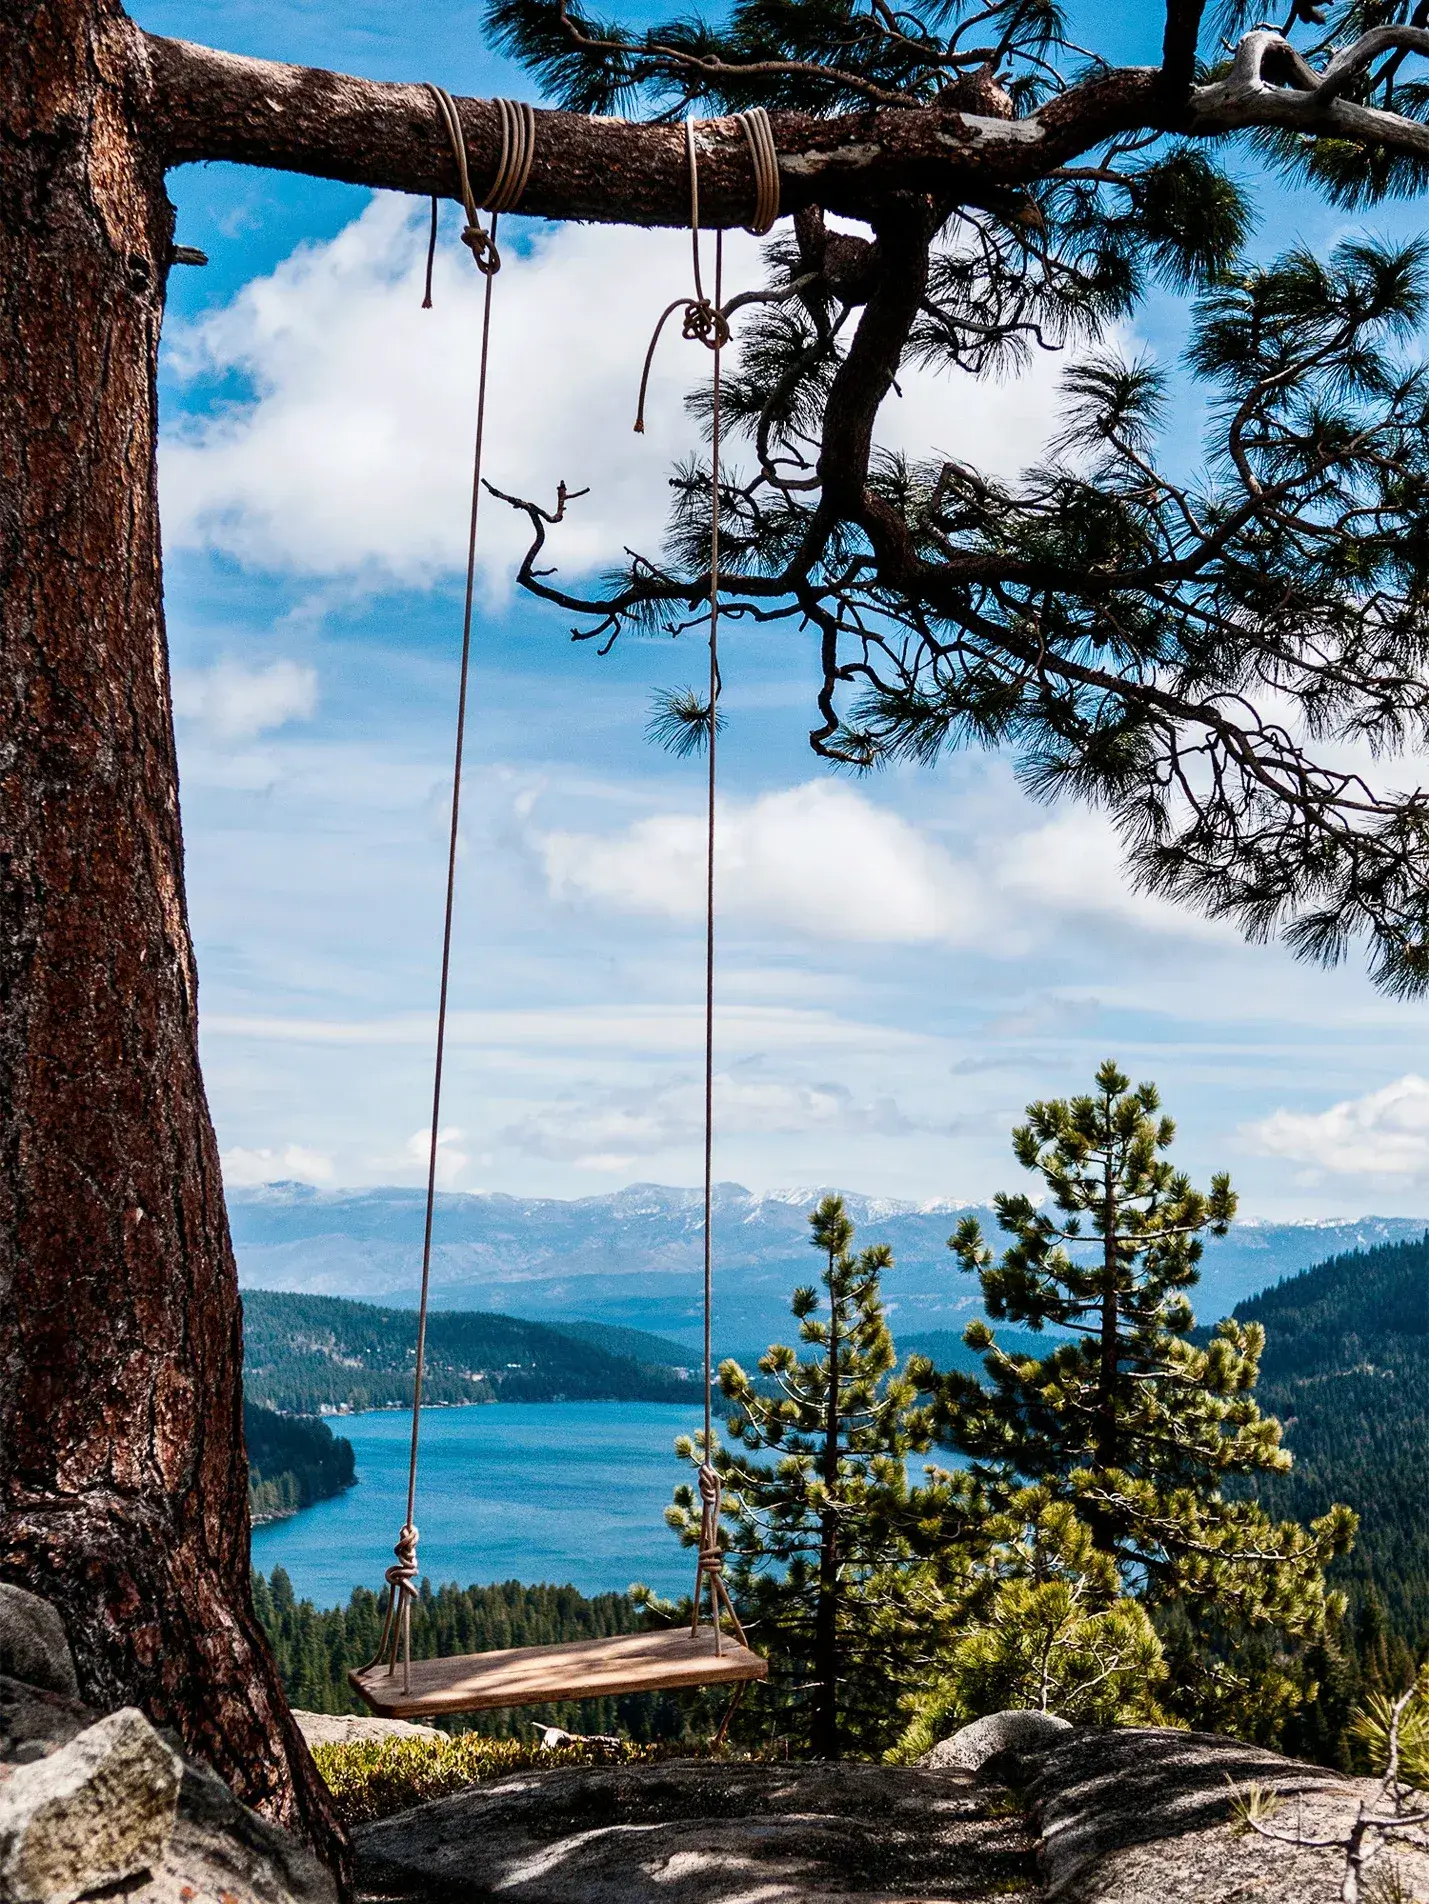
<box><xmin>250</xmin><ymin>1402</ymin><xmax>709</xmax><ymax>1609</ymax></box>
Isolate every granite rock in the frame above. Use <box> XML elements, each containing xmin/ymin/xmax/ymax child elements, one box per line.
<box><xmin>1022</xmin><ymin>1723</ymin><xmax>1429</xmax><ymax>1902</ymax></box>
<box><xmin>293</xmin><ymin>1712</ymin><xmax>439</xmax><ymax>1749</ymax></box>
<box><xmin>355</xmin><ymin>1758</ymin><xmax>1037</xmax><ymax>1903</ymax></box>
<box><xmin>138</xmin><ymin>1757</ymin><xmax>338</xmax><ymax>1904</ymax></box>
<box><xmin>0</xmin><ymin>1706</ymin><xmax>181</xmax><ymax>1903</ymax></box>
<box><xmin>919</xmin><ymin>1710</ymin><xmax>1074</xmax><ymax>1773</ymax></box>
<box><xmin>0</xmin><ymin>1593</ymin><xmax>77</xmax><ymax>1702</ymax></box>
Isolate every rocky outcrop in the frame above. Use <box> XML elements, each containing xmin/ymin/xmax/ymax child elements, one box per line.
<box><xmin>0</xmin><ymin>1592</ymin><xmax>78</xmax><ymax>1702</ymax></box>
<box><xmin>0</xmin><ymin>1707</ymin><xmax>181</xmax><ymax>1904</ymax></box>
<box><xmin>1012</xmin><ymin>1723</ymin><xmax>1429</xmax><ymax>1903</ymax></box>
<box><xmin>158</xmin><ymin>1757</ymin><xmax>337</xmax><ymax>1904</ymax></box>
<box><xmin>293</xmin><ymin>1713</ymin><xmax>439</xmax><ymax>1749</ymax></box>
<box><xmin>355</xmin><ymin>1758</ymin><xmax>1039</xmax><ymax>1903</ymax></box>
<box><xmin>0</xmin><ymin>1592</ymin><xmax>335</xmax><ymax>1904</ymax></box>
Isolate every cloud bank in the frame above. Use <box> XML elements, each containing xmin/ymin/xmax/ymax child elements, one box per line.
<box><xmin>1246</xmin><ymin>1075</ymin><xmax>1429</xmax><ymax>1178</ymax></box>
<box><xmin>161</xmin><ymin>195</ymin><xmax>1070</xmax><ymax>590</ymax></box>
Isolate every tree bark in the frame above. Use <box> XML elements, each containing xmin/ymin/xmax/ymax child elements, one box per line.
<box><xmin>143</xmin><ymin>33</ymin><xmax>1166</xmax><ymax>225</ymax></box>
<box><xmin>0</xmin><ymin>0</ymin><xmax>348</xmax><ymax>1884</ymax></box>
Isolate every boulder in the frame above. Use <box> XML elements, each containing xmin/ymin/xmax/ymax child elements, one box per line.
<box><xmin>0</xmin><ymin>1592</ymin><xmax>77</xmax><ymax>1701</ymax></box>
<box><xmin>152</xmin><ymin>1757</ymin><xmax>337</xmax><ymax>1904</ymax></box>
<box><xmin>294</xmin><ymin>1711</ymin><xmax>439</xmax><ymax>1748</ymax></box>
<box><xmin>1021</xmin><ymin>1723</ymin><xmax>1429</xmax><ymax>1902</ymax></box>
<box><xmin>0</xmin><ymin>1706</ymin><xmax>181</xmax><ymax>1903</ymax></box>
<box><xmin>0</xmin><ymin>1671</ymin><xmax>335</xmax><ymax>1904</ymax></box>
<box><xmin>0</xmin><ymin>1675</ymin><xmax>93</xmax><ymax>1767</ymax></box>
<box><xmin>919</xmin><ymin>1709</ymin><xmax>1073</xmax><ymax>1773</ymax></box>
<box><xmin>355</xmin><ymin>1758</ymin><xmax>1037</xmax><ymax>1902</ymax></box>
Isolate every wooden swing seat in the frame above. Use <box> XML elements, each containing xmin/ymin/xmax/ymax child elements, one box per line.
<box><xmin>349</xmin><ymin>1624</ymin><xmax>767</xmax><ymax>1720</ymax></box>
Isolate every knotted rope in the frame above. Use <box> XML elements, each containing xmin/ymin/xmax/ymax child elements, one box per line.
<box><xmin>633</xmin><ymin>111</ymin><xmax>781</xmax><ymax>432</ymax></box>
<box><xmin>364</xmin><ymin>1521</ymin><xmax>422</xmax><ymax>1687</ymax></box>
<box><xmin>422</xmin><ymin>86</ymin><xmax>537</xmax><ymax>296</ymax></box>
<box><xmin>369</xmin><ymin>86</ymin><xmax>525</xmax><ymax>1694</ymax></box>
<box><xmin>691</xmin><ymin>1463</ymin><xmax>748</xmax><ymax>1652</ymax></box>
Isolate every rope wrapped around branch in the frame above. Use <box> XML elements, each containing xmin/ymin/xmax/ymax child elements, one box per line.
<box><xmin>423</xmin><ymin>85</ymin><xmax>536</xmax><ymax>288</ymax></box>
<box><xmin>633</xmin><ymin>111</ymin><xmax>781</xmax><ymax>433</ymax></box>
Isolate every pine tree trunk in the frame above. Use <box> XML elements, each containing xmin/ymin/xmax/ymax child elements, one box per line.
<box><xmin>1096</xmin><ymin>1156</ymin><xmax>1120</xmax><ymax>1471</ymax></box>
<box><xmin>813</xmin><ymin>1267</ymin><xmax>840</xmax><ymax>1758</ymax></box>
<box><xmin>0</xmin><ymin>2</ymin><xmax>348</xmax><ymax>1883</ymax></box>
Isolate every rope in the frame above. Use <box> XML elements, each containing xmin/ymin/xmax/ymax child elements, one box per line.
<box><xmin>422</xmin><ymin>87</ymin><xmax>537</xmax><ymax>290</ymax></box>
<box><xmin>487</xmin><ymin>97</ymin><xmax>538</xmax><ymax>212</ymax></box>
<box><xmin>699</xmin><ymin>200</ymin><xmax>725</xmax><ymax>1653</ymax></box>
<box><xmin>739</xmin><ymin>108</ymin><xmax>780</xmax><ymax>237</ymax></box>
<box><xmin>371</xmin><ymin>90</ymin><xmax>514</xmax><ymax>1695</ymax></box>
<box><xmin>632</xmin><ymin>112</ymin><xmax>781</xmax><ymax>432</ymax></box>
<box><xmin>633</xmin><ymin>120</ymin><xmax>748</xmax><ymax>1659</ymax></box>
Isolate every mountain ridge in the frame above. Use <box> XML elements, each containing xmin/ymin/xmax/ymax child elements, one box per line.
<box><xmin>1234</xmin><ymin>1233</ymin><xmax>1429</xmax><ymax>1658</ymax></box>
<box><xmin>229</xmin><ymin>1179</ymin><xmax>1429</xmax><ymax>1346</ymax></box>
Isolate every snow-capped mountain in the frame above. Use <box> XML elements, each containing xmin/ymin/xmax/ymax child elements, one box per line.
<box><xmin>227</xmin><ymin>1181</ymin><xmax>1428</xmax><ymax>1351</ymax></box>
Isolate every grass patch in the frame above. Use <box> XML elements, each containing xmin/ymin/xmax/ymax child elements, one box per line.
<box><xmin>311</xmin><ymin>1733</ymin><xmax>657</xmax><ymax>1824</ymax></box>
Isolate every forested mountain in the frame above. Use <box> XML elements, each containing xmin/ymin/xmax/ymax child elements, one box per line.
<box><xmin>245</xmin><ymin>1403</ymin><xmax>355</xmax><ymax>1524</ymax></box>
<box><xmin>1235</xmin><ymin>1235</ymin><xmax>1429</xmax><ymax>1690</ymax></box>
<box><xmin>242</xmin><ymin>1289</ymin><xmax>700</xmax><ymax>1415</ymax></box>
<box><xmin>231</xmin><ymin>1180</ymin><xmax>1426</xmax><ymax>1349</ymax></box>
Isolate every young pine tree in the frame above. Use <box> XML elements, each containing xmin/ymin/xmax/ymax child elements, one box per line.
<box><xmin>929</xmin><ymin>1061</ymin><xmax>1356</xmax><ymax>1742</ymax></box>
<box><xmin>893</xmin><ymin>1485</ymin><xmax>1168</xmax><ymax>1759</ymax></box>
<box><xmin>667</xmin><ymin>1195</ymin><xmax>944</xmax><ymax>1758</ymax></box>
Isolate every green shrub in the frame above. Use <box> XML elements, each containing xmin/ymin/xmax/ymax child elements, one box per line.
<box><xmin>311</xmin><ymin>1733</ymin><xmax>655</xmax><ymax>1824</ymax></box>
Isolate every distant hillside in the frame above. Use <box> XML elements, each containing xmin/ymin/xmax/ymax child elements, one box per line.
<box><xmin>230</xmin><ymin>1179</ymin><xmax>1429</xmax><ymax>1348</ymax></box>
<box><xmin>245</xmin><ymin>1402</ymin><xmax>355</xmax><ymax>1524</ymax></box>
<box><xmin>242</xmin><ymin>1289</ymin><xmax>701</xmax><ymax>1415</ymax></box>
<box><xmin>1235</xmin><ymin>1234</ymin><xmax>1429</xmax><ymax>1650</ymax></box>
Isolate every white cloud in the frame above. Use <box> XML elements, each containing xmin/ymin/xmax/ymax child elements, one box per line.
<box><xmin>1245</xmin><ymin>1075</ymin><xmax>1429</xmax><ymax>1177</ymax></box>
<box><xmin>221</xmin><ymin>1143</ymin><xmax>335</xmax><ymax>1186</ymax></box>
<box><xmin>541</xmin><ymin>780</ymin><xmax>985</xmax><ymax>946</ymax></box>
<box><xmin>403</xmin><ymin>1125</ymin><xmax>468</xmax><ymax>1187</ymax></box>
<box><xmin>536</xmin><ymin>781</ymin><xmax>1239</xmax><ymax>951</ymax></box>
<box><xmin>172</xmin><ymin>658</ymin><xmax>317</xmax><ymax>742</ymax></box>
<box><xmin>161</xmin><ymin>196</ymin><xmax>1075</xmax><ymax>588</ymax></box>
<box><xmin>201</xmin><ymin>1001</ymin><xmax>932</xmax><ymax>1055</ymax></box>
<box><xmin>161</xmin><ymin>198</ymin><xmax>757</xmax><ymax>586</ymax></box>
<box><xmin>500</xmin><ymin>1070</ymin><xmax>918</xmax><ymax>1166</ymax></box>
<box><xmin>996</xmin><ymin>811</ymin><xmax>1239</xmax><ymax>942</ymax></box>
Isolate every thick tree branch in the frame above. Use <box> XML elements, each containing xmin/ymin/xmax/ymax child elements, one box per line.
<box><xmin>145</xmin><ymin>32</ymin><xmax>1167</xmax><ymax>223</ymax></box>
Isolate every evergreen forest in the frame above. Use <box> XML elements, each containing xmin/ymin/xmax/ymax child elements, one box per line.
<box><xmin>250</xmin><ymin>1077</ymin><xmax>1429</xmax><ymax>1775</ymax></box>
<box><xmin>242</xmin><ymin>1289</ymin><xmax>701</xmax><ymax>1414</ymax></box>
<box><xmin>246</xmin><ymin>1403</ymin><xmax>357</xmax><ymax>1525</ymax></box>
<box><xmin>1236</xmin><ymin>1235</ymin><xmax>1429</xmax><ymax>1727</ymax></box>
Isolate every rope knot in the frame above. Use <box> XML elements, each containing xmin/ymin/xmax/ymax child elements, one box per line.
<box><xmin>385</xmin><ymin>1522</ymin><xmax>421</xmax><ymax>1605</ymax></box>
<box><xmin>682</xmin><ymin>299</ymin><xmax>731</xmax><ymax>351</ymax></box>
<box><xmin>462</xmin><ymin>224</ymin><xmax>501</xmax><ymax>275</ymax></box>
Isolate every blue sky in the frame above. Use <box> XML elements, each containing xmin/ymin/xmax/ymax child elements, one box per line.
<box><xmin>140</xmin><ymin>0</ymin><xmax>1429</xmax><ymax>1216</ymax></box>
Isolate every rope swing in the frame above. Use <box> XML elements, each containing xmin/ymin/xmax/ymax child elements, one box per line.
<box><xmin>351</xmin><ymin>92</ymin><xmax>777</xmax><ymax>1722</ymax></box>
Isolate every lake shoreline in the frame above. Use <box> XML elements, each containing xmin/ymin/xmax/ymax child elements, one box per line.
<box><xmin>250</xmin><ymin>1399</ymin><xmax>710</xmax><ymax>1607</ymax></box>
